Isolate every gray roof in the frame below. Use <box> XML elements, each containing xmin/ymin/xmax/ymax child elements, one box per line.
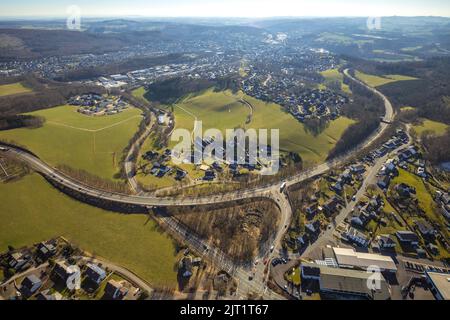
<box><xmin>302</xmin><ymin>262</ymin><xmax>391</xmax><ymax>300</ymax></box>
<box><xmin>426</xmin><ymin>272</ymin><xmax>450</xmax><ymax>300</ymax></box>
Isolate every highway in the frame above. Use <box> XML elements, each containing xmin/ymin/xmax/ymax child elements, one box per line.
<box><xmin>0</xmin><ymin>68</ymin><xmax>395</xmax><ymax>299</ymax></box>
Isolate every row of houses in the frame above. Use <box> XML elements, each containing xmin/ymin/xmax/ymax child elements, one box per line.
<box><xmin>68</xmin><ymin>94</ymin><xmax>128</xmax><ymax>116</ymax></box>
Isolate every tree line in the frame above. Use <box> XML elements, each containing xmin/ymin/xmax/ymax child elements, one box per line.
<box><xmin>327</xmin><ymin>73</ymin><xmax>384</xmax><ymax>159</ymax></box>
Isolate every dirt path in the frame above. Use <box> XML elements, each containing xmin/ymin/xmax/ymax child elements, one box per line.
<box><xmin>47</xmin><ymin>115</ymin><xmax>142</xmax><ymax>133</ymax></box>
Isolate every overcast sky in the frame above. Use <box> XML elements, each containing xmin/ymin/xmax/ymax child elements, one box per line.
<box><xmin>1</xmin><ymin>0</ymin><xmax>449</xmax><ymax>18</ymax></box>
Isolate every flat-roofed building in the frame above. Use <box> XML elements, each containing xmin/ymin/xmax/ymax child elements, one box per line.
<box><xmin>332</xmin><ymin>247</ymin><xmax>397</xmax><ymax>273</ymax></box>
<box><xmin>426</xmin><ymin>271</ymin><xmax>450</xmax><ymax>300</ymax></box>
<box><xmin>301</xmin><ymin>262</ymin><xmax>391</xmax><ymax>300</ymax></box>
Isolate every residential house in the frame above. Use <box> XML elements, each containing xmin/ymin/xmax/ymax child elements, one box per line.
<box><xmin>377</xmin><ymin>175</ymin><xmax>391</xmax><ymax>190</ymax></box>
<box><xmin>344</xmin><ymin>227</ymin><xmax>369</xmax><ymax>247</ymax></box>
<box><xmin>37</xmin><ymin>241</ymin><xmax>57</xmax><ymax>260</ymax></box>
<box><xmin>396</xmin><ymin>183</ymin><xmax>416</xmax><ymax>198</ymax></box>
<box><xmin>377</xmin><ymin>234</ymin><xmax>397</xmax><ymax>249</ymax></box>
<box><xmin>53</xmin><ymin>261</ymin><xmax>76</xmax><ymax>282</ymax></box>
<box><xmin>37</xmin><ymin>290</ymin><xmax>63</xmax><ymax>301</ymax></box>
<box><xmin>350</xmin><ymin>164</ymin><xmax>366</xmax><ymax>175</ymax></box>
<box><xmin>323</xmin><ymin>197</ymin><xmax>341</xmax><ymax>216</ymax></box>
<box><xmin>179</xmin><ymin>256</ymin><xmax>193</xmax><ymax>278</ymax></box>
<box><xmin>306</xmin><ymin>221</ymin><xmax>321</xmax><ymax>238</ymax></box>
<box><xmin>20</xmin><ymin>275</ymin><xmax>42</xmax><ymax>296</ymax></box>
<box><xmin>85</xmin><ymin>263</ymin><xmax>107</xmax><ymax>285</ymax></box>
<box><xmin>8</xmin><ymin>252</ymin><xmax>28</xmax><ymax>271</ymax></box>
<box><xmin>104</xmin><ymin>280</ymin><xmax>129</xmax><ymax>300</ymax></box>
<box><xmin>396</xmin><ymin>231</ymin><xmax>420</xmax><ymax>247</ymax></box>
<box><xmin>305</xmin><ymin>204</ymin><xmax>318</xmax><ymax>219</ymax></box>
<box><xmin>415</xmin><ymin>220</ymin><xmax>435</xmax><ymax>240</ymax></box>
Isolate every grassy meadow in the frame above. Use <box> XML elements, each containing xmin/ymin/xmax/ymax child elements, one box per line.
<box><xmin>413</xmin><ymin>119</ymin><xmax>448</xmax><ymax>136</ymax></box>
<box><xmin>167</xmin><ymin>89</ymin><xmax>354</xmax><ymax>165</ymax></box>
<box><xmin>0</xmin><ymin>174</ymin><xmax>178</xmax><ymax>287</ymax></box>
<box><xmin>0</xmin><ymin>82</ymin><xmax>33</xmax><ymax>97</ymax></box>
<box><xmin>0</xmin><ymin>105</ymin><xmax>143</xmax><ymax>181</ymax></box>
<box><xmin>355</xmin><ymin>71</ymin><xmax>418</xmax><ymax>87</ymax></box>
<box><xmin>320</xmin><ymin>68</ymin><xmax>352</xmax><ymax>94</ymax></box>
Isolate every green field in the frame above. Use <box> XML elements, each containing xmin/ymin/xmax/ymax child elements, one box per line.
<box><xmin>172</xmin><ymin>89</ymin><xmax>250</xmax><ymax>134</ymax></box>
<box><xmin>413</xmin><ymin>119</ymin><xmax>448</xmax><ymax>136</ymax></box>
<box><xmin>320</xmin><ymin>68</ymin><xmax>351</xmax><ymax>94</ymax></box>
<box><xmin>355</xmin><ymin>71</ymin><xmax>418</xmax><ymax>87</ymax></box>
<box><xmin>392</xmin><ymin>169</ymin><xmax>440</xmax><ymax>224</ymax></box>
<box><xmin>132</xmin><ymin>86</ymin><xmax>150</xmax><ymax>104</ymax></box>
<box><xmin>0</xmin><ymin>174</ymin><xmax>178</xmax><ymax>287</ymax></box>
<box><xmin>169</xmin><ymin>89</ymin><xmax>354</xmax><ymax>165</ymax></box>
<box><xmin>0</xmin><ymin>105</ymin><xmax>143</xmax><ymax>181</ymax></box>
<box><xmin>0</xmin><ymin>82</ymin><xmax>33</xmax><ymax>97</ymax></box>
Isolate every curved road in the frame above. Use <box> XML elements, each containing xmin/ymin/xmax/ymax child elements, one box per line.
<box><xmin>0</xmin><ymin>69</ymin><xmax>394</xmax><ymax>299</ymax></box>
<box><xmin>0</xmin><ymin>69</ymin><xmax>394</xmax><ymax>209</ymax></box>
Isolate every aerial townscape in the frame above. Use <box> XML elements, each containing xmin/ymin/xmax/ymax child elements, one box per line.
<box><xmin>0</xmin><ymin>0</ymin><xmax>450</xmax><ymax>309</ymax></box>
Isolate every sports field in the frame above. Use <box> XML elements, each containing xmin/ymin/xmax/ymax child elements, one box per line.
<box><xmin>0</xmin><ymin>105</ymin><xmax>143</xmax><ymax>181</ymax></box>
<box><xmin>0</xmin><ymin>174</ymin><xmax>178</xmax><ymax>287</ymax></box>
<box><xmin>169</xmin><ymin>89</ymin><xmax>354</xmax><ymax>165</ymax></box>
<box><xmin>413</xmin><ymin>119</ymin><xmax>448</xmax><ymax>136</ymax></box>
<box><xmin>355</xmin><ymin>71</ymin><xmax>418</xmax><ymax>87</ymax></box>
<box><xmin>0</xmin><ymin>82</ymin><xmax>33</xmax><ymax>97</ymax></box>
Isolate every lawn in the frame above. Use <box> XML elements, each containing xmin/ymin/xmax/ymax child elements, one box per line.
<box><xmin>320</xmin><ymin>68</ymin><xmax>351</xmax><ymax>94</ymax></box>
<box><xmin>169</xmin><ymin>89</ymin><xmax>355</xmax><ymax>165</ymax></box>
<box><xmin>286</xmin><ymin>267</ymin><xmax>301</xmax><ymax>286</ymax></box>
<box><xmin>0</xmin><ymin>82</ymin><xmax>32</xmax><ymax>97</ymax></box>
<box><xmin>0</xmin><ymin>105</ymin><xmax>143</xmax><ymax>181</ymax></box>
<box><xmin>172</xmin><ymin>89</ymin><xmax>250</xmax><ymax>135</ymax></box>
<box><xmin>132</xmin><ymin>86</ymin><xmax>150</xmax><ymax>104</ymax></box>
<box><xmin>355</xmin><ymin>71</ymin><xmax>418</xmax><ymax>87</ymax></box>
<box><xmin>413</xmin><ymin>119</ymin><xmax>448</xmax><ymax>136</ymax></box>
<box><xmin>391</xmin><ymin>169</ymin><xmax>441</xmax><ymax>224</ymax></box>
<box><xmin>0</xmin><ymin>174</ymin><xmax>178</xmax><ymax>288</ymax></box>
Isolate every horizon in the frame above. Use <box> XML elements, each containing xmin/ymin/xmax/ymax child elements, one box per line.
<box><xmin>1</xmin><ymin>0</ymin><xmax>450</xmax><ymax>18</ymax></box>
<box><xmin>1</xmin><ymin>15</ymin><xmax>450</xmax><ymax>19</ymax></box>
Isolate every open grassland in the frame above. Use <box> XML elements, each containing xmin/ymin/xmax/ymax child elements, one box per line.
<box><xmin>0</xmin><ymin>82</ymin><xmax>32</xmax><ymax>97</ymax></box>
<box><xmin>320</xmin><ymin>68</ymin><xmax>351</xmax><ymax>94</ymax></box>
<box><xmin>413</xmin><ymin>119</ymin><xmax>448</xmax><ymax>136</ymax></box>
<box><xmin>355</xmin><ymin>71</ymin><xmax>418</xmax><ymax>87</ymax></box>
<box><xmin>169</xmin><ymin>89</ymin><xmax>354</xmax><ymax>165</ymax></box>
<box><xmin>132</xmin><ymin>86</ymin><xmax>151</xmax><ymax>104</ymax></box>
<box><xmin>400</xmin><ymin>106</ymin><xmax>416</xmax><ymax>112</ymax></box>
<box><xmin>172</xmin><ymin>89</ymin><xmax>250</xmax><ymax>134</ymax></box>
<box><xmin>244</xmin><ymin>94</ymin><xmax>354</xmax><ymax>164</ymax></box>
<box><xmin>0</xmin><ymin>105</ymin><xmax>142</xmax><ymax>181</ymax></box>
<box><xmin>0</xmin><ymin>174</ymin><xmax>178</xmax><ymax>287</ymax></box>
<box><xmin>392</xmin><ymin>169</ymin><xmax>441</xmax><ymax>224</ymax></box>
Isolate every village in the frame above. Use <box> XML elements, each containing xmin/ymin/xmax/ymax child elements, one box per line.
<box><xmin>68</xmin><ymin>94</ymin><xmax>129</xmax><ymax>116</ymax></box>
<box><xmin>0</xmin><ymin>237</ymin><xmax>149</xmax><ymax>301</ymax></box>
<box><xmin>271</xmin><ymin>127</ymin><xmax>450</xmax><ymax>300</ymax></box>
